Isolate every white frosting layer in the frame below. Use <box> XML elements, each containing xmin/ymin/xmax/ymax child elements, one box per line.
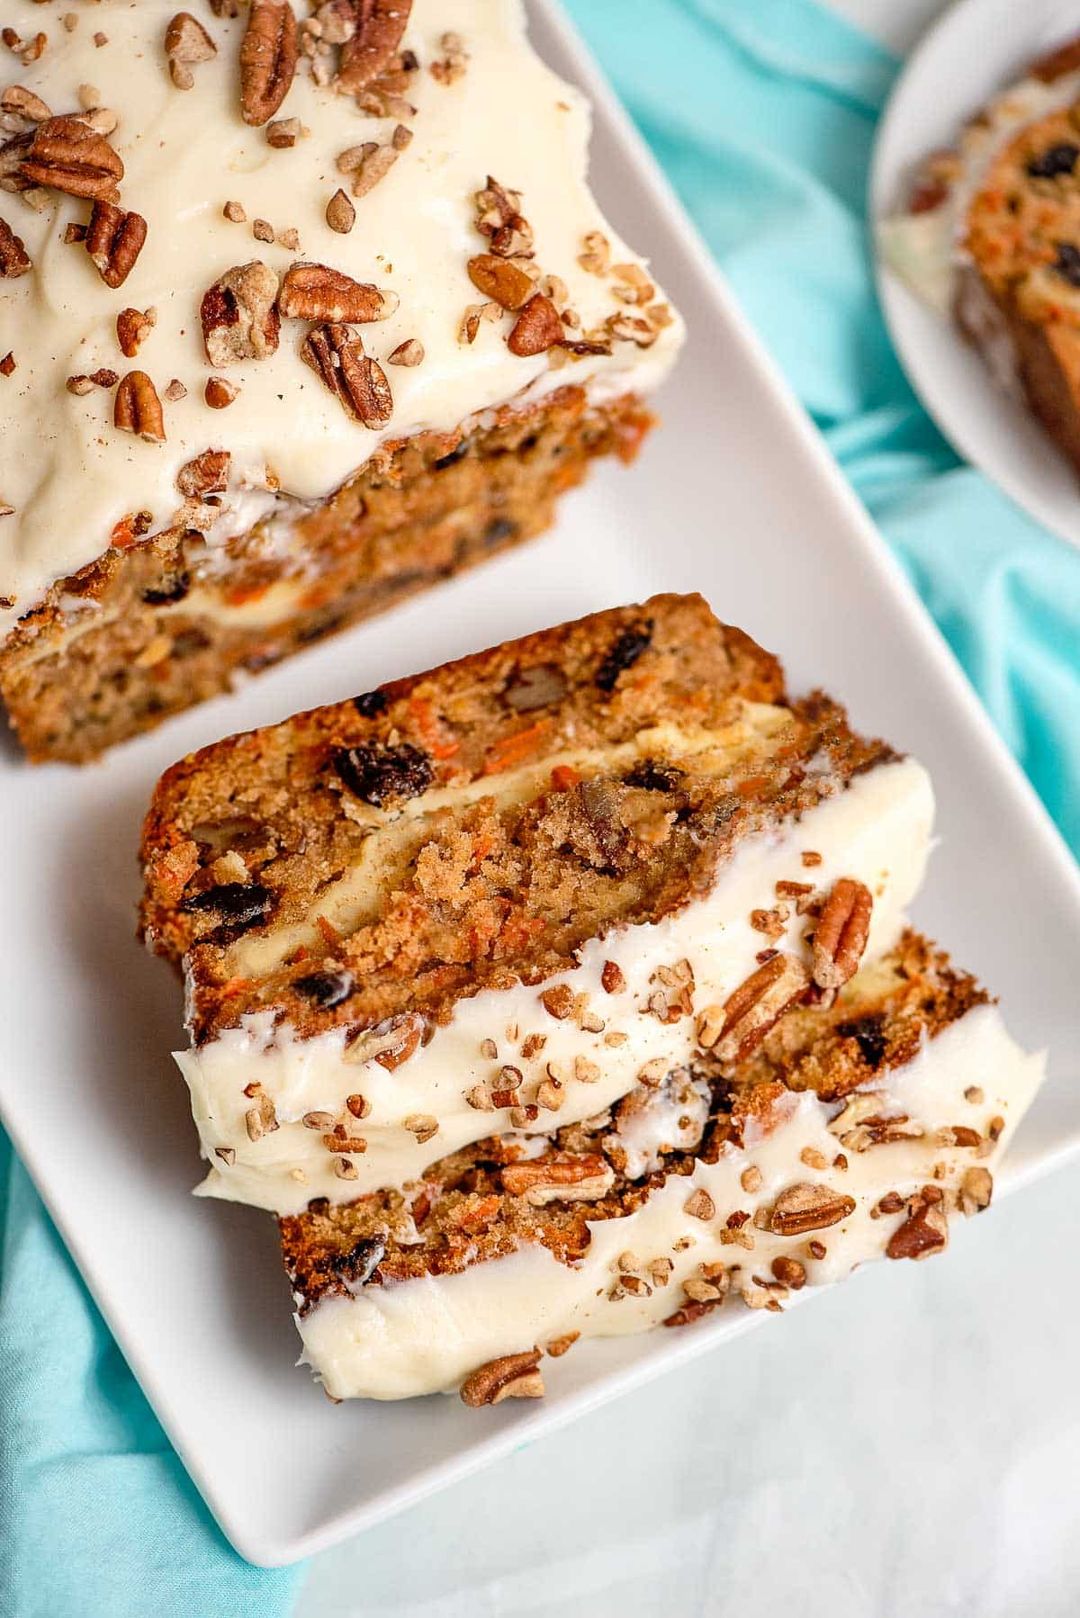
<box><xmin>879</xmin><ymin>68</ymin><xmax>1080</xmax><ymax>314</ymax></box>
<box><xmin>0</xmin><ymin>0</ymin><xmax>682</xmax><ymax>634</ymax></box>
<box><xmin>178</xmin><ymin>756</ymin><xmax>934</xmax><ymax>1214</ymax></box>
<box><xmin>298</xmin><ymin>1003</ymin><xmax>1044</xmax><ymax>1400</ymax></box>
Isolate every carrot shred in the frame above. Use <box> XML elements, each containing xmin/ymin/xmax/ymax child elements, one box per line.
<box><xmin>483</xmin><ymin>718</ymin><xmax>551</xmax><ymax>774</ymax></box>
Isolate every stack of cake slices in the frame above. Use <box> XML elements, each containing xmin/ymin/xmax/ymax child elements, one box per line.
<box><xmin>139</xmin><ymin>594</ymin><xmax>1044</xmax><ymax>1403</ymax></box>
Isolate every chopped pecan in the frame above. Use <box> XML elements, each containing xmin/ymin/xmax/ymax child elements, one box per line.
<box><xmin>467</xmin><ymin>252</ymin><xmax>534</xmax><ymax>311</ymax></box>
<box><xmin>278</xmin><ymin>261</ymin><xmax>396</xmax><ymax>323</ymax></box>
<box><xmin>164</xmin><ymin>12</ymin><xmax>217</xmax><ymax>90</ymax></box>
<box><xmin>201</xmin><ymin>261</ymin><xmax>280</xmax><ymax>365</ymax></box>
<box><xmin>0</xmin><ymin>86</ymin><xmax>51</xmax><ymax>134</ymax></box>
<box><xmin>0</xmin><ymin>217</ymin><xmax>30</xmax><ymax>276</ymax></box>
<box><xmin>771</xmin><ymin>1256</ymin><xmax>807</xmax><ymax>1290</ymax></box>
<box><xmin>240</xmin><ymin>0</ymin><xmax>298</xmax><ymax>126</ymax></box>
<box><xmin>711</xmin><ymin>953</ymin><xmax>810</xmax><ymax>1065</ymax></box>
<box><xmin>85</xmin><ymin>199</ymin><xmax>147</xmax><ymax>288</ymax></box>
<box><xmin>885</xmin><ymin>1196</ymin><xmax>948</xmax><ymax>1261</ymax></box>
<box><xmin>811</xmin><ymin>878</ymin><xmax>872</xmax><ymax>990</ymax></box>
<box><xmin>507</xmin><ymin>293</ymin><xmax>563</xmax><ymax>357</ymax></box>
<box><xmin>769</xmin><ymin>1182</ymin><xmax>855</xmax><ymax>1236</ymax></box>
<box><xmin>114</xmin><ymin>371</ymin><xmax>166</xmax><ymax>444</ymax></box>
<box><xmin>460</xmin><ymin>1348</ymin><xmax>544</xmax><ymax>1407</ymax></box>
<box><xmin>387</xmin><ymin>337</ymin><xmax>423</xmax><ymax>366</ymax></box>
<box><xmin>300</xmin><ymin>322</ymin><xmax>392</xmax><ymax>426</ymax></box>
<box><xmin>177</xmin><ymin>449</ymin><xmax>230</xmax><ymax>498</ymax></box>
<box><xmin>15</xmin><ymin>115</ymin><xmax>123</xmax><ymax>199</ymax></box>
<box><xmin>958</xmin><ymin>1166</ymin><xmax>993</xmax><ymax>1216</ymax></box>
<box><xmin>116</xmin><ymin>306</ymin><xmax>154</xmax><ymax>358</ymax></box>
<box><xmin>325</xmin><ymin>188</ymin><xmax>355</xmax><ymax>234</ymax></box>
<box><xmin>501</xmin><ymin>1154</ymin><xmax>614</xmax><ymax>1206</ymax></box>
<box><xmin>336</xmin><ymin>0</ymin><xmax>413</xmax><ymax>94</ymax></box>
<box><xmin>205</xmin><ymin>375</ymin><xmax>239</xmax><ymax>408</ymax></box>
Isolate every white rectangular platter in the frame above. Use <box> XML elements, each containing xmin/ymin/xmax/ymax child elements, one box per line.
<box><xmin>2</xmin><ymin>0</ymin><xmax>1079</xmax><ymax>1568</ymax></box>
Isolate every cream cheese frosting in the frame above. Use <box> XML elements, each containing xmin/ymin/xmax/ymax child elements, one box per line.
<box><xmin>297</xmin><ymin>1001</ymin><xmax>1044</xmax><ymax>1400</ymax></box>
<box><xmin>177</xmin><ymin>755</ymin><xmax>934</xmax><ymax>1215</ymax></box>
<box><xmin>0</xmin><ymin>0</ymin><xmax>682</xmax><ymax>635</ymax></box>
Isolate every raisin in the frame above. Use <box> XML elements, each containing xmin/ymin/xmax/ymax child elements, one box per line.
<box><xmin>624</xmin><ymin>761</ymin><xmax>683</xmax><ymax>792</ymax></box>
<box><xmin>142</xmin><ymin>571</ymin><xmax>190</xmax><ymax>605</ymax></box>
<box><xmin>1027</xmin><ymin>143</ymin><xmax>1080</xmax><ymax>179</ymax></box>
<box><xmin>1053</xmin><ymin>242</ymin><xmax>1080</xmax><ymax>286</ymax></box>
<box><xmin>332</xmin><ymin>741</ymin><xmax>433</xmax><ymax>806</ymax></box>
<box><xmin>352</xmin><ymin>688</ymin><xmax>388</xmax><ymax>718</ymax></box>
<box><xmin>294</xmin><ymin>969</ymin><xmax>354</xmax><ymax>1008</ymax></box>
<box><xmin>595</xmin><ymin>619</ymin><xmax>653</xmax><ymax>693</ymax></box>
<box><xmin>836</xmin><ymin>1013</ymin><xmax>887</xmax><ymax>1069</ymax></box>
<box><xmin>181</xmin><ymin>882</ymin><xmax>273</xmax><ymax>930</ymax></box>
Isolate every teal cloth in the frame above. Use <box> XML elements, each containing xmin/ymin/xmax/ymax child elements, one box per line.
<box><xmin>3</xmin><ymin>3</ymin><xmax>1078</xmax><ymax>1613</ymax></box>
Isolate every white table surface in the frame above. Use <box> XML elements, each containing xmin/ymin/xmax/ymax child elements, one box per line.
<box><xmin>297</xmin><ymin>4</ymin><xmax>1080</xmax><ymax>1611</ymax></box>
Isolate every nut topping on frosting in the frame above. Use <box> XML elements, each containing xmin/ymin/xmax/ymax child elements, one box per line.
<box><xmin>300</xmin><ymin>321</ymin><xmax>392</xmax><ymax>425</ymax></box>
<box><xmin>200</xmin><ymin>261</ymin><xmax>281</xmax><ymax>366</ymax></box>
<box><xmin>278</xmin><ymin>261</ymin><xmax>397</xmax><ymax>323</ymax></box>
<box><xmin>116</xmin><ymin>306</ymin><xmax>155</xmax><ymax>358</ymax></box>
<box><xmin>0</xmin><ymin>216</ymin><xmax>30</xmax><ymax>276</ymax></box>
<box><xmin>335</xmin><ymin>0</ymin><xmax>413</xmax><ymax>96</ymax></box>
<box><xmin>507</xmin><ymin>292</ymin><xmax>563</xmax><ymax>357</ymax></box>
<box><xmin>460</xmin><ymin>1348</ymin><xmax>544</xmax><ymax>1407</ymax></box>
<box><xmin>114</xmin><ymin>370</ymin><xmax>166</xmax><ymax>444</ymax></box>
<box><xmin>769</xmin><ymin>1181</ymin><xmax>856</xmax><ymax>1236</ymax></box>
<box><xmin>812</xmin><ymin>877</ymin><xmax>873</xmax><ymax>991</ymax></box>
<box><xmin>8</xmin><ymin>114</ymin><xmax>123</xmax><ymax>199</ymax></box>
<box><xmin>177</xmin><ymin>449</ymin><xmax>230</xmax><ymax>498</ymax></box>
<box><xmin>164</xmin><ymin>12</ymin><xmax>217</xmax><ymax>92</ymax></box>
<box><xmin>240</xmin><ymin>0</ymin><xmax>298</xmax><ymax>127</ymax></box>
<box><xmin>467</xmin><ymin>252</ymin><xmax>534</xmax><ymax>311</ymax></box>
<box><xmin>85</xmin><ymin>199</ymin><xmax>147</xmax><ymax>288</ymax></box>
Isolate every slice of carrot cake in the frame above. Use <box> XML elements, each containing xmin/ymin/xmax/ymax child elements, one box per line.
<box><xmin>281</xmin><ymin>933</ymin><xmax>1044</xmax><ymax>1401</ymax></box>
<box><xmin>139</xmin><ymin>594</ymin><xmax>934</xmax><ymax>1217</ymax></box>
<box><xmin>0</xmin><ymin>0</ymin><xmax>681</xmax><ymax>761</ymax></box>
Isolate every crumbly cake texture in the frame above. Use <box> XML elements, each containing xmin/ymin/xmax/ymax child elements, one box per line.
<box><xmin>282</xmin><ymin>930</ymin><xmax>1043</xmax><ymax>1402</ymax></box>
<box><xmin>0</xmin><ymin>0</ymin><xmax>682</xmax><ymax>762</ymax></box>
<box><xmin>883</xmin><ymin>33</ymin><xmax>1080</xmax><ymax>474</ymax></box>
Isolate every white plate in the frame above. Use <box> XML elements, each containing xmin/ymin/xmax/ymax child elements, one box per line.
<box><xmin>872</xmin><ymin>0</ymin><xmax>1080</xmax><ymax>549</ymax></box>
<box><xmin>3</xmin><ymin>0</ymin><xmax>1080</xmax><ymax>1569</ymax></box>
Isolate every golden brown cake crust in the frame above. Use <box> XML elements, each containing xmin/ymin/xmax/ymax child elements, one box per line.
<box><xmin>139</xmin><ymin>593</ymin><xmax>896</xmax><ymax>1046</ymax></box>
<box><xmin>279</xmin><ymin>932</ymin><xmax>988</xmax><ymax>1312</ymax></box>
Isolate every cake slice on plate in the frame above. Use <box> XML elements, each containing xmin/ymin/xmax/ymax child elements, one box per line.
<box><xmin>140</xmin><ymin>593</ymin><xmax>934</xmax><ymax>1217</ymax></box>
<box><xmin>281</xmin><ymin>932</ymin><xmax>1044</xmax><ymax>1401</ymax></box>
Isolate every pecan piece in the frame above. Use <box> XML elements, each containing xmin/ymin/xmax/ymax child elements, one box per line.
<box><xmin>769</xmin><ymin>1182</ymin><xmax>855</xmax><ymax>1236</ymax></box>
<box><xmin>114</xmin><ymin>371</ymin><xmax>166</xmax><ymax>444</ymax></box>
<box><xmin>709</xmin><ymin>953</ymin><xmax>810</xmax><ymax>1065</ymax></box>
<box><xmin>201</xmin><ymin>261</ymin><xmax>280</xmax><ymax>365</ymax></box>
<box><xmin>85</xmin><ymin>199</ymin><xmax>147</xmax><ymax>288</ymax></box>
<box><xmin>336</xmin><ymin>0</ymin><xmax>413</xmax><ymax>94</ymax></box>
<box><xmin>164</xmin><ymin>12</ymin><xmax>217</xmax><ymax>90</ymax></box>
<box><xmin>0</xmin><ymin>217</ymin><xmax>30</xmax><ymax>277</ymax></box>
<box><xmin>501</xmin><ymin>1154</ymin><xmax>614</xmax><ymax>1206</ymax></box>
<box><xmin>240</xmin><ymin>0</ymin><xmax>298</xmax><ymax>127</ymax></box>
<box><xmin>300</xmin><ymin>322</ymin><xmax>392</xmax><ymax>426</ymax></box>
<box><xmin>467</xmin><ymin>253</ymin><xmax>534</xmax><ymax>311</ymax></box>
<box><xmin>116</xmin><ymin>307</ymin><xmax>154</xmax><ymax>357</ymax></box>
<box><xmin>177</xmin><ymin>449</ymin><xmax>230</xmax><ymax>498</ymax></box>
<box><xmin>16</xmin><ymin>115</ymin><xmax>123</xmax><ymax>199</ymax></box>
<box><xmin>885</xmin><ymin>1197</ymin><xmax>948</xmax><ymax>1261</ymax></box>
<box><xmin>278</xmin><ymin>261</ymin><xmax>397</xmax><ymax>323</ymax></box>
<box><xmin>507</xmin><ymin>293</ymin><xmax>563</xmax><ymax>357</ymax></box>
<box><xmin>811</xmin><ymin>877</ymin><xmax>872</xmax><ymax>990</ymax></box>
<box><xmin>460</xmin><ymin>1348</ymin><xmax>544</xmax><ymax>1407</ymax></box>
<box><xmin>958</xmin><ymin>1166</ymin><xmax>993</xmax><ymax>1216</ymax></box>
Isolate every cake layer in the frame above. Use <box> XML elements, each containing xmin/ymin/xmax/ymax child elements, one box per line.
<box><xmin>0</xmin><ymin>0</ymin><xmax>681</xmax><ymax>638</ymax></box>
<box><xmin>139</xmin><ymin>594</ymin><xmax>932</xmax><ymax>1214</ymax></box>
<box><xmin>282</xmin><ymin>936</ymin><xmax>1044</xmax><ymax>1401</ymax></box>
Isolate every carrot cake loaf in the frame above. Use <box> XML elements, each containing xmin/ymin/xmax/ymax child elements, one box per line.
<box><xmin>282</xmin><ymin>932</ymin><xmax>1043</xmax><ymax>1401</ymax></box>
<box><xmin>0</xmin><ymin>0</ymin><xmax>682</xmax><ymax>762</ymax></box>
<box><xmin>880</xmin><ymin>33</ymin><xmax>1080</xmax><ymax>473</ymax></box>
<box><xmin>139</xmin><ymin>594</ymin><xmax>935</xmax><ymax>1219</ymax></box>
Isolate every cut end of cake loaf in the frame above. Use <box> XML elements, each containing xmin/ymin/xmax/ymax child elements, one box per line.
<box><xmin>280</xmin><ymin>932</ymin><xmax>1043</xmax><ymax>1401</ymax></box>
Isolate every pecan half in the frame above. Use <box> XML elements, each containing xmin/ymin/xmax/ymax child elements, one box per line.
<box><xmin>0</xmin><ymin>86</ymin><xmax>51</xmax><ymax>134</ymax></box>
<box><xmin>0</xmin><ymin>217</ymin><xmax>30</xmax><ymax>277</ymax></box>
<box><xmin>811</xmin><ymin>877</ymin><xmax>872</xmax><ymax>990</ymax></box>
<box><xmin>300</xmin><ymin>322</ymin><xmax>392</xmax><ymax>426</ymax></box>
<box><xmin>85</xmin><ymin>199</ymin><xmax>147</xmax><ymax>288</ymax></box>
<box><xmin>164</xmin><ymin>12</ymin><xmax>217</xmax><ymax>90</ymax></box>
<box><xmin>177</xmin><ymin>449</ymin><xmax>230</xmax><ymax>498</ymax></box>
<box><xmin>501</xmin><ymin>1153</ymin><xmax>614</xmax><ymax>1206</ymax></box>
<box><xmin>507</xmin><ymin>293</ymin><xmax>563</xmax><ymax>357</ymax></box>
<box><xmin>16</xmin><ymin>115</ymin><xmax>123</xmax><ymax>199</ymax></box>
<box><xmin>201</xmin><ymin>261</ymin><xmax>280</xmax><ymax>365</ymax></box>
<box><xmin>336</xmin><ymin>0</ymin><xmax>413</xmax><ymax>94</ymax></box>
<box><xmin>709</xmin><ymin>953</ymin><xmax>810</xmax><ymax>1065</ymax></box>
<box><xmin>278</xmin><ymin>261</ymin><xmax>397</xmax><ymax>323</ymax></box>
<box><xmin>769</xmin><ymin>1182</ymin><xmax>856</xmax><ymax>1236</ymax></box>
<box><xmin>114</xmin><ymin>372</ymin><xmax>166</xmax><ymax>444</ymax></box>
<box><xmin>240</xmin><ymin>0</ymin><xmax>298</xmax><ymax>126</ymax></box>
<box><xmin>885</xmin><ymin>1196</ymin><xmax>948</xmax><ymax>1261</ymax></box>
<box><xmin>467</xmin><ymin>252</ymin><xmax>534</xmax><ymax>311</ymax></box>
<box><xmin>460</xmin><ymin>1348</ymin><xmax>544</xmax><ymax>1407</ymax></box>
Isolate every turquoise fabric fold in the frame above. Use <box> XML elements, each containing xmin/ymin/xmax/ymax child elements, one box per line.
<box><xmin>2</xmin><ymin>3</ymin><xmax>1077</xmax><ymax>1612</ymax></box>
